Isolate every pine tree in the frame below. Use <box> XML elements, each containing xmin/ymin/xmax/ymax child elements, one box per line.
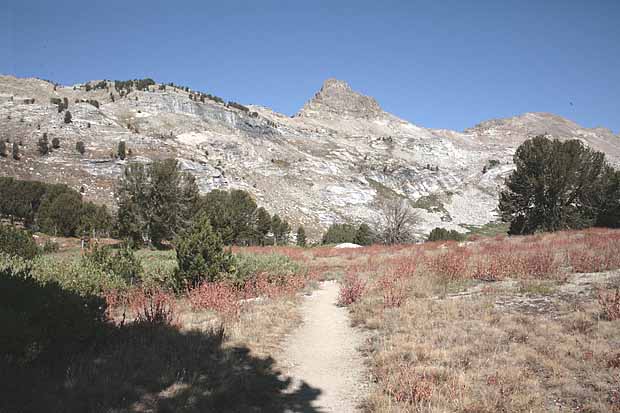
<box><xmin>279</xmin><ymin>219</ymin><xmax>291</xmax><ymax>245</ymax></box>
<box><xmin>116</xmin><ymin>159</ymin><xmax>199</xmax><ymax>247</ymax></box>
<box><xmin>38</xmin><ymin>191</ymin><xmax>82</xmax><ymax>236</ymax></box>
<box><xmin>174</xmin><ymin>213</ymin><xmax>234</xmax><ymax>287</ymax></box>
<box><xmin>354</xmin><ymin>223</ymin><xmax>374</xmax><ymax>245</ymax></box>
<box><xmin>37</xmin><ymin>134</ymin><xmax>49</xmax><ymax>155</ymax></box>
<box><xmin>0</xmin><ymin>141</ymin><xmax>7</xmax><ymax>157</ymax></box>
<box><xmin>12</xmin><ymin>142</ymin><xmax>19</xmax><ymax>160</ymax></box>
<box><xmin>296</xmin><ymin>225</ymin><xmax>307</xmax><ymax>247</ymax></box>
<box><xmin>117</xmin><ymin>141</ymin><xmax>127</xmax><ymax>160</ymax></box>
<box><xmin>76</xmin><ymin>141</ymin><xmax>85</xmax><ymax>155</ymax></box>
<box><xmin>255</xmin><ymin>207</ymin><xmax>272</xmax><ymax>245</ymax></box>
<box><xmin>499</xmin><ymin>135</ymin><xmax>614</xmax><ymax>234</ymax></box>
<box><xmin>51</xmin><ymin>137</ymin><xmax>60</xmax><ymax>149</ymax></box>
<box><xmin>64</xmin><ymin>110</ymin><xmax>72</xmax><ymax>123</ymax></box>
<box><xmin>271</xmin><ymin>214</ymin><xmax>282</xmax><ymax>245</ymax></box>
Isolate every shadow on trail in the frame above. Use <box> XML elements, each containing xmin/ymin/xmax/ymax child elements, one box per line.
<box><xmin>1</xmin><ymin>321</ymin><xmax>323</xmax><ymax>413</ymax></box>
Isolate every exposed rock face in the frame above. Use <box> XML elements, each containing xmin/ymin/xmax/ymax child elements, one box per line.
<box><xmin>297</xmin><ymin>78</ymin><xmax>383</xmax><ymax>120</ymax></box>
<box><xmin>0</xmin><ymin>74</ymin><xmax>618</xmax><ymax>239</ymax></box>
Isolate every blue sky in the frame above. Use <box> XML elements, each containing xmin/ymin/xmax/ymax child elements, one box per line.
<box><xmin>1</xmin><ymin>0</ymin><xmax>619</xmax><ymax>132</ymax></box>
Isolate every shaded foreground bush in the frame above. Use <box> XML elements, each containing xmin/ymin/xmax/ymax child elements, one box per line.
<box><xmin>0</xmin><ymin>251</ymin><xmax>322</xmax><ymax>412</ymax></box>
<box><xmin>0</xmin><ymin>254</ymin><xmax>106</xmax><ymax>364</ymax></box>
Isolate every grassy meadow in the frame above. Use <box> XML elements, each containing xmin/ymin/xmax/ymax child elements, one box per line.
<box><xmin>2</xmin><ymin>227</ymin><xmax>620</xmax><ymax>412</ymax></box>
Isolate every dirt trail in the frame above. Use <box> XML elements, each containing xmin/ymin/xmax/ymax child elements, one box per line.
<box><xmin>280</xmin><ymin>280</ymin><xmax>368</xmax><ymax>412</ymax></box>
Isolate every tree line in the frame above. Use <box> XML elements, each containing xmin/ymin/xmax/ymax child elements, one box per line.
<box><xmin>0</xmin><ymin>177</ymin><xmax>112</xmax><ymax>237</ymax></box>
<box><xmin>115</xmin><ymin>159</ymin><xmax>296</xmax><ymax>248</ymax></box>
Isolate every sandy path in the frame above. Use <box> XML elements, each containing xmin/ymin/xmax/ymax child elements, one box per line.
<box><xmin>280</xmin><ymin>280</ymin><xmax>368</xmax><ymax>412</ymax></box>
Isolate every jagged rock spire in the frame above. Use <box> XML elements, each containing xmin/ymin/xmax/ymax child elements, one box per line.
<box><xmin>296</xmin><ymin>78</ymin><xmax>384</xmax><ymax>119</ymax></box>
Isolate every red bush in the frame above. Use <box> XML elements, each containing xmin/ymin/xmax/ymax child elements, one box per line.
<box><xmin>337</xmin><ymin>272</ymin><xmax>366</xmax><ymax>306</ymax></box>
<box><xmin>598</xmin><ymin>288</ymin><xmax>620</xmax><ymax>321</ymax></box>
<box><xmin>431</xmin><ymin>247</ymin><xmax>470</xmax><ymax>281</ymax></box>
<box><xmin>521</xmin><ymin>248</ymin><xmax>558</xmax><ymax>278</ymax></box>
<box><xmin>187</xmin><ymin>281</ymin><xmax>241</xmax><ymax>319</ymax></box>
<box><xmin>104</xmin><ymin>287</ymin><xmax>177</xmax><ymax>326</ymax></box>
<box><xmin>377</xmin><ymin>271</ymin><xmax>408</xmax><ymax>308</ymax></box>
<box><xmin>379</xmin><ymin>364</ymin><xmax>435</xmax><ymax>404</ymax></box>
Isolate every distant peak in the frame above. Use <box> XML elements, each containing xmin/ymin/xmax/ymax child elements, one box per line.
<box><xmin>296</xmin><ymin>78</ymin><xmax>384</xmax><ymax>119</ymax></box>
<box><xmin>320</xmin><ymin>78</ymin><xmax>352</xmax><ymax>92</ymax></box>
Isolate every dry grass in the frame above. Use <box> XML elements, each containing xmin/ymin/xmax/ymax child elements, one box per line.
<box><xmin>339</xmin><ymin>228</ymin><xmax>620</xmax><ymax>412</ymax></box>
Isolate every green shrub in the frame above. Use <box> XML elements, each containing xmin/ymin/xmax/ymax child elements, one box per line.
<box><xmin>0</xmin><ymin>225</ymin><xmax>39</xmax><ymax>259</ymax></box>
<box><xmin>32</xmin><ymin>255</ymin><xmax>127</xmax><ymax>296</ymax></box>
<box><xmin>322</xmin><ymin>223</ymin><xmax>357</xmax><ymax>244</ymax></box>
<box><xmin>231</xmin><ymin>252</ymin><xmax>303</xmax><ymax>287</ymax></box>
<box><xmin>137</xmin><ymin>249</ymin><xmax>178</xmax><ymax>289</ymax></box>
<box><xmin>427</xmin><ymin>227</ymin><xmax>465</xmax><ymax>242</ymax></box>
<box><xmin>41</xmin><ymin>239</ymin><xmax>59</xmax><ymax>254</ymax></box>
<box><xmin>174</xmin><ymin>213</ymin><xmax>234</xmax><ymax>288</ymax></box>
<box><xmin>84</xmin><ymin>243</ymin><xmax>142</xmax><ymax>284</ymax></box>
<box><xmin>0</xmin><ymin>254</ymin><xmax>107</xmax><ymax>364</ymax></box>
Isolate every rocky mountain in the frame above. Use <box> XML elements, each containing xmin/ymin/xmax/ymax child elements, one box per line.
<box><xmin>1</xmin><ymin>74</ymin><xmax>618</xmax><ymax>239</ymax></box>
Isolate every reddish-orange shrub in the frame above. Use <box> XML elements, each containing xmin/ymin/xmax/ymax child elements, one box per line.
<box><xmin>104</xmin><ymin>287</ymin><xmax>177</xmax><ymax>326</ymax></box>
<box><xmin>337</xmin><ymin>272</ymin><xmax>366</xmax><ymax>306</ymax></box>
<box><xmin>242</xmin><ymin>272</ymin><xmax>306</xmax><ymax>299</ymax></box>
<box><xmin>521</xmin><ymin>248</ymin><xmax>558</xmax><ymax>278</ymax></box>
<box><xmin>598</xmin><ymin>288</ymin><xmax>620</xmax><ymax>321</ymax></box>
<box><xmin>431</xmin><ymin>247</ymin><xmax>471</xmax><ymax>281</ymax></box>
<box><xmin>377</xmin><ymin>269</ymin><xmax>409</xmax><ymax>308</ymax></box>
<box><xmin>379</xmin><ymin>364</ymin><xmax>435</xmax><ymax>404</ymax></box>
<box><xmin>470</xmin><ymin>255</ymin><xmax>507</xmax><ymax>280</ymax></box>
<box><xmin>187</xmin><ymin>281</ymin><xmax>241</xmax><ymax>318</ymax></box>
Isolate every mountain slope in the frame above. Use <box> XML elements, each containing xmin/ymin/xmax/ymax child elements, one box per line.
<box><xmin>1</xmin><ymin>75</ymin><xmax>618</xmax><ymax>239</ymax></box>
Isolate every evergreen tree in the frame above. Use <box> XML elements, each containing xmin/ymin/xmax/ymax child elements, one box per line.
<box><xmin>116</xmin><ymin>159</ymin><xmax>199</xmax><ymax>247</ymax></box>
<box><xmin>12</xmin><ymin>142</ymin><xmax>19</xmax><ymax>160</ymax></box>
<box><xmin>279</xmin><ymin>219</ymin><xmax>291</xmax><ymax>245</ymax></box>
<box><xmin>37</xmin><ymin>134</ymin><xmax>49</xmax><ymax>155</ymax></box>
<box><xmin>51</xmin><ymin>137</ymin><xmax>60</xmax><ymax>149</ymax></box>
<box><xmin>0</xmin><ymin>141</ymin><xmax>7</xmax><ymax>157</ymax></box>
<box><xmin>199</xmin><ymin>189</ymin><xmax>259</xmax><ymax>245</ymax></box>
<box><xmin>354</xmin><ymin>223</ymin><xmax>374</xmax><ymax>245</ymax></box>
<box><xmin>64</xmin><ymin>111</ymin><xmax>72</xmax><ymax>123</ymax></box>
<box><xmin>597</xmin><ymin>169</ymin><xmax>620</xmax><ymax>228</ymax></box>
<box><xmin>296</xmin><ymin>225</ymin><xmax>307</xmax><ymax>247</ymax></box>
<box><xmin>76</xmin><ymin>141</ymin><xmax>85</xmax><ymax>155</ymax></box>
<box><xmin>78</xmin><ymin>202</ymin><xmax>113</xmax><ymax>238</ymax></box>
<box><xmin>117</xmin><ymin>141</ymin><xmax>127</xmax><ymax>160</ymax></box>
<box><xmin>271</xmin><ymin>214</ymin><xmax>283</xmax><ymax>245</ymax></box>
<box><xmin>174</xmin><ymin>213</ymin><xmax>234</xmax><ymax>288</ymax></box>
<box><xmin>255</xmin><ymin>207</ymin><xmax>272</xmax><ymax>245</ymax></box>
<box><xmin>499</xmin><ymin>135</ymin><xmax>615</xmax><ymax>234</ymax></box>
<box><xmin>38</xmin><ymin>191</ymin><xmax>82</xmax><ymax>236</ymax></box>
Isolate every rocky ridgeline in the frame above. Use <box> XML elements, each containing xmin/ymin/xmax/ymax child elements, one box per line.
<box><xmin>1</xmin><ymin>74</ymin><xmax>618</xmax><ymax>238</ymax></box>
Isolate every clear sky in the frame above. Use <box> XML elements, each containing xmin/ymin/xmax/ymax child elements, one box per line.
<box><xmin>1</xmin><ymin>0</ymin><xmax>619</xmax><ymax>133</ymax></box>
